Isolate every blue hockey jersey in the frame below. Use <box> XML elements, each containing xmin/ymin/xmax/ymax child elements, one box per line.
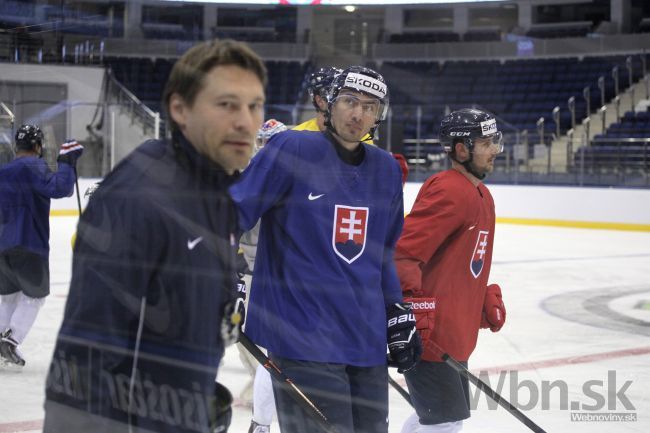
<box><xmin>0</xmin><ymin>156</ymin><xmax>75</xmax><ymax>256</ymax></box>
<box><xmin>230</xmin><ymin>130</ymin><xmax>404</xmax><ymax>367</ymax></box>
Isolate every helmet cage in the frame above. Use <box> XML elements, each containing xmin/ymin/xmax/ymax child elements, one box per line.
<box><xmin>255</xmin><ymin>119</ymin><xmax>287</xmax><ymax>150</ymax></box>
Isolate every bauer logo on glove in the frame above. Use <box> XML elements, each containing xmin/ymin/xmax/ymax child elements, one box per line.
<box><xmin>387</xmin><ymin>302</ymin><xmax>422</xmax><ymax>373</ymax></box>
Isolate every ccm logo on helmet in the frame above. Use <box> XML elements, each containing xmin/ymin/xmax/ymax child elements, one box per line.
<box><xmin>450</xmin><ymin>131</ymin><xmax>471</xmax><ymax>137</ymax></box>
<box><xmin>345</xmin><ymin>72</ymin><xmax>387</xmax><ymax>99</ymax></box>
<box><xmin>480</xmin><ymin>118</ymin><xmax>497</xmax><ymax>136</ymax></box>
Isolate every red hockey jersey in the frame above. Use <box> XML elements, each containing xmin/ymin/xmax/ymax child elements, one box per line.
<box><xmin>395</xmin><ymin>169</ymin><xmax>495</xmax><ymax>362</ymax></box>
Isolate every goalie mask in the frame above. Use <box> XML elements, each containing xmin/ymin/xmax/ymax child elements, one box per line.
<box><xmin>255</xmin><ymin>118</ymin><xmax>287</xmax><ymax>150</ymax></box>
<box><xmin>325</xmin><ymin>66</ymin><xmax>389</xmax><ymax>140</ymax></box>
<box><xmin>15</xmin><ymin>124</ymin><xmax>44</xmax><ymax>154</ymax></box>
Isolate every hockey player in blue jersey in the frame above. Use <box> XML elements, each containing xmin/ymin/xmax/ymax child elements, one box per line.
<box><xmin>0</xmin><ymin>125</ymin><xmax>83</xmax><ymax>367</ymax></box>
<box><xmin>230</xmin><ymin>66</ymin><xmax>422</xmax><ymax>433</ymax></box>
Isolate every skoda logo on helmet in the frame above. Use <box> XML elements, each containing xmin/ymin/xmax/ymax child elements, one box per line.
<box><xmin>344</xmin><ymin>72</ymin><xmax>387</xmax><ymax>99</ymax></box>
<box><xmin>480</xmin><ymin>118</ymin><xmax>498</xmax><ymax>136</ymax></box>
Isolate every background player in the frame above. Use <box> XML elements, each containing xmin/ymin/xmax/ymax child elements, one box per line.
<box><xmin>293</xmin><ymin>66</ymin><xmax>342</xmax><ymax>132</ymax></box>
<box><xmin>240</xmin><ymin>119</ymin><xmax>288</xmax><ymax>433</ymax></box>
<box><xmin>395</xmin><ymin>108</ymin><xmax>507</xmax><ymax>433</ymax></box>
<box><xmin>0</xmin><ymin>126</ymin><xmax>82</xmax><ymax>367</ymax></box>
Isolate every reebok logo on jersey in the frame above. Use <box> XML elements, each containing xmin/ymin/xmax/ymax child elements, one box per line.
<box><xmin>308</xmin><ymin>193</ymin><xmax>325</xmax><ymax>200</ymax></box>
<box><xmin>345</xmin><ymin>73</ymin><xmax>387</xmax><ymax>99</ymax></box>
<box><xmin>410</xmin><ymin>300</ymin><xmax>436</xmax><ymax>311</ymax></box>
<box><xmin>470</xmin><ymin>230</ymin><xmax>490</xmax><ymax>278</ymax></box>
<box><xmin>187</xmin><ymin>236</ymin><xmax>203</xmax><ymax>250</ymax></box>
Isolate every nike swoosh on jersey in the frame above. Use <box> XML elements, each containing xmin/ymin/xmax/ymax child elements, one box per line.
<box><xmin>468</xmin><ymin>225</ymin><xmax>476</xmax><ymax>231</ymax></box>
<box><xmin>308</xmin><ymin>193</ymin><xmax>325</xmax><ymax>201</ymax></box>
<box><xmin>187</xmin><ymin>236</ymin><xmax>204</xmax><ymax>250</ymax></box>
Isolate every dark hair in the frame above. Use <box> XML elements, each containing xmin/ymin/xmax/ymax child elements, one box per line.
<box><xmin>162</xmin><ymin>39</ymin><xmax>267</xmax><ymax>136</ymax></box>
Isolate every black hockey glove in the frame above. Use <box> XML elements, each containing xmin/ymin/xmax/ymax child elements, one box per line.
<box><xmin>57</xmin><ymin>139</ymin><xmax>84</xmax><ymax>166</ymax></box>
<box><xmin>220</xmin><ymin>278</ymin><xmax>246</xmax><ymax>347</ymax></box>
<box><xmin>209</xmin><ymin>382</ymin><xmax>233</xmax><ymax>433</ymax></box>
<box><xmin>387</xmin><ymin>302</ymin><xmax>422</xmax><ymax>373</ymax></box>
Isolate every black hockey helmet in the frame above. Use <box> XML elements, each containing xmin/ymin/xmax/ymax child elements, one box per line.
<box><xmin>15</xmin><ymin>124</ymin><xmax>44</xmax><ymax>152</ymax></box>
<box><xmin>307</xmin><ymin>66</ymin><xmax>341</xmax><ymax>111</ymax></box>
<box><xmin>439</xmin><ymin>108</ymin><xmax>503</xmax><ymax>154</ymax></box>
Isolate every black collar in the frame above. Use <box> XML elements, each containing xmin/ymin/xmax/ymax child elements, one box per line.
<box><xmin>324</xmin><ymin>130</ymin><xmax>365</xmax><ymax>166</ymax></box>
<box><xmin>172</xmin><ymin>132</ymin><xmax>239</xmax><ymax>185</ymax></box>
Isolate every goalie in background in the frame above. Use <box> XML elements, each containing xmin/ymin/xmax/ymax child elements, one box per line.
<box><xmin>235</xmin><ymin>118</ymin><xmax>287</xmax><ymax>433</ymax></box>
<box><xmin>0</xmin><ymin>125</ymin><xmax>83</xmax><ymax>367</ymax></box>
<box><xmin>395</xmin><ymin>108</ymin><xmax>507</xmax><ymax>433</ymax></box>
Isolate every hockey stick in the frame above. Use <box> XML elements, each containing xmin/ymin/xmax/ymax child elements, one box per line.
<box><xmin>388</xmin><ymin>375</ymin><xmax>413</xmax><ymax>407</ymax></box>
<box><xmin>73</xmin><ymin>166</ymin><xmax>82</xmax><ymax>215</ymax></box>
<box><xmin>425</xmin><ymin>341</ymin><xmax>548</xmax><ymax>433</ymax></box>
<box><xmin>238</xmin><ymin>332</ymin><xmax>341</xmax><ymax>433</ymax></box>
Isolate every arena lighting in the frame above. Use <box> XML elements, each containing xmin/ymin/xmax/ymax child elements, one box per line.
<box><xmin>153</xmin><ymin>0</ymin><xmax>508</xmax><ymax>5</ymax></box>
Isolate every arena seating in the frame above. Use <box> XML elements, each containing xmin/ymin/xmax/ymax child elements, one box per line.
<box><xmin>106</xmin><ymin>57</ymin><xmax>310</xmax><ymax>125</ymax></box>
<box><xmin>579</xmin><ymin>110</ymin><xmax>650</xmax><ymax>173</ymax></box>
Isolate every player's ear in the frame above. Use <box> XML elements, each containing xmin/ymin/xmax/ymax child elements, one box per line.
<box><xmin>169</xmin><ymin>93</ymin><xmax>188</xmax><ymax>130</ymax></box>
<box><xmin>454</xmin><ymin>140</ymin><xmax>469</xmax><ymax>161</ymax></box>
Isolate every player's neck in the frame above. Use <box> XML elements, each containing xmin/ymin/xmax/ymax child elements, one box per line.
<box><xmin>451</xmin><ymin>160</ymin><xmax>481</xmax><ymax>187</ymax></box>
<box><xmin>15</xmin><ymin>150</ymin><xmax>39</xmax><ymax>158</ymax></box>
<box><xmin>316</xmin><ymin>113</ymin><xmax>327</xmax><ymax>132</ymax></box>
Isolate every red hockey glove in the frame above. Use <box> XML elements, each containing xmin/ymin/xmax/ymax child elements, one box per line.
<box><xmin>480</xmin><ymin>284</ymin><xmax>506</xmax><ymax>332</ymax></box>
<box><xmin>57</xmin><ymin>139</ymin><xmax>84</xmax><ymax>167</ymax></box>
<box><xmin>392</xmin><ymin>153</ymin><xmax>409</xmax><ymax>186</ymax></box>
<box><xmin>404</xmin><ymin>297</ymin><xmax>436</xmax><ymax>343</ymax></box>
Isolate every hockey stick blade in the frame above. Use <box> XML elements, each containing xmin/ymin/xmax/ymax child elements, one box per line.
<box><xmin>388</xmin><ymin>375</ymin><xmax>413</xmax><ymax>407</ymax></box>
<box><xmin>238</xmin><ymin>332</ymin><xmax>341</xmax><ymax>433</ymax></box>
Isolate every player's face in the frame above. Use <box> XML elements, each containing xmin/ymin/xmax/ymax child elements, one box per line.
<box><xmin>170</xmin><ymin>65</ymin><xmax>265</xmax><ymax>174</ymax></box>
<box><xmin>471</xmin><ymin>134</ymin><xmax>503</xmax><ymax>175</ymax></box>
<box><xmin>330</xmin><ymin>90</ymin><xmax>379</xmax><ymax>147</ymax></box>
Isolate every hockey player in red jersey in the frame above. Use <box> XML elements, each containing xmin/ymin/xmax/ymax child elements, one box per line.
<box><xmin>396</xmin><ymin>108</ymin><xmax>507</xmax><ymax>433</ymax></box>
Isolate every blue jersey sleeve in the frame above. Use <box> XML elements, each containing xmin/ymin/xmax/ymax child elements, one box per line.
<box><xmin>31</xmin><ymin>160</ymin><xmax>76</xmax><ymax>199</ymax></box>
<box><xmin>229</xmin><ymin>132</ymin><xmax>295</xmax><ymax>231</ymax></box>
<box><xmin>381</xmin><ymin>159</ymin><xmax>405</xmax><ymax>306</ymax></box>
